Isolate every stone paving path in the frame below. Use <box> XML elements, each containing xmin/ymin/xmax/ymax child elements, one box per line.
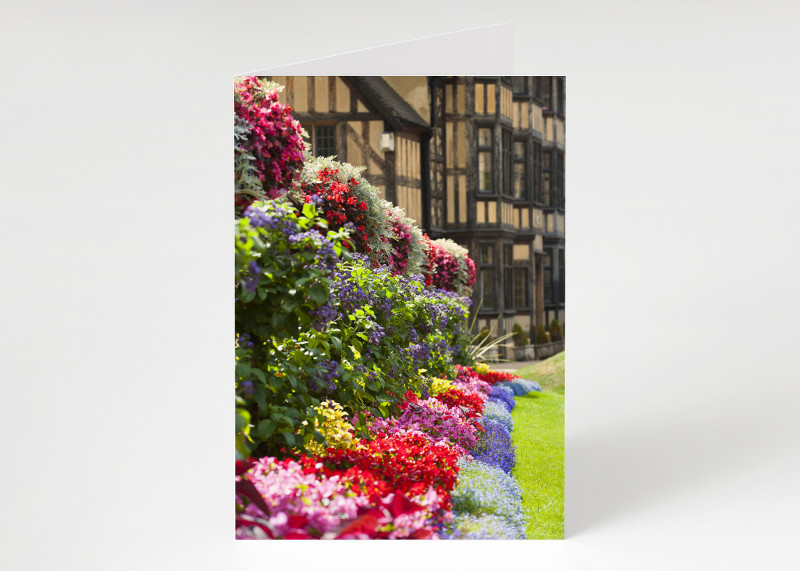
<box><xmin>488</xmin><ymin>359</ymin><xmax>540</xmax><ymax>372</ymax></box>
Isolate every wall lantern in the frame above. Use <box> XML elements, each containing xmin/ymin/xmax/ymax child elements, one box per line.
<box><xmin>380</xmin><ymin>131</ymin><xmax>395</xmax><ymax>152</ymax></box>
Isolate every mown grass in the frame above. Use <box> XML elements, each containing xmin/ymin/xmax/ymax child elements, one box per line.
<box><xmin>511</xmin><ymin>352</ymin><xmax>565</xmax><ymax>539</ymax></box>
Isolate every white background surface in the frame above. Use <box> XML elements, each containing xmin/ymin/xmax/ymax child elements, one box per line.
<box><xmin>3</xmin><ymin>1</ymin><xmax>800</xmax><ymax>569</ymax></box>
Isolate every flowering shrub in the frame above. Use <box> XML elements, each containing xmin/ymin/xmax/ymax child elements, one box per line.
<box><xmin>236</xmin><ymin>457</ymin><xmax>442</xmax><ymax>539</ymax></box>
<box><xmin>428</xmin><ymin>376</ymin><xmax>458</xmax><ymax>396</ymax></box>
<box><xmin>317</xmin><ymin>256</ymin><xmax>472</xmax><ymax>406</ymax></box>
<box><xmin>473</xmin><ymin>362</ymin><xmax>491</xmax><ymax>375</ymax></box>
<box><xmin>368</xmin><ymin>391</ymin><xmax>480</xmax><ymax>452</ymax></box>
<box><xmin>386</xmin><ymin>205</ymin><xmax>427</xmax><ymax>276</ymax></box>
<box><xmin>304</xmin><ymin>400</ymin><xmax>356</xmax><ymax>456</ymax></box>
<box><xmin>433</xmin><ymin>387</ymin><xmax>486</xmax><ymax>418</ymax></box>
<box><xmin>471</xmin><ymin>418</ymin><xmax>516</xmax><ymax>474</ymax></box>
<box><xmin>445</xmin><ymin>457</ymin><xmax>527</xmax><ymax>539</ymax></box>
<box><xmin>236</xmin><ymin>202</ymin><xmax>473</xmax><ymax>458</ymax></box>
<box><xmin>300</xmin><ymin>431</ymin><xmax>461</xmax><ymax>509</ymax></box>
<box><xmin>294</xmin><ymin>156</ymin><xmax>394</xmax><ymax>266</ymax></box>
<box><xmin>234</xmin><ymin>77</ymin><xmax>306</xmax><ymax>212</ymax></box>
<box><xmin>235</xmin><ymin>200</ymin><xmax>350</xmax><ymax>457</ymax></box>
<box><xmin>475</xmin><ymin>369</ymin><xmax>519</xmax><ymax>386</ymax></box>
<box><xmin>232</xmin><ymin>83</ymin><xmax>528</xmax><ymax>541</ymax></box>
<box><xmin>332</xmin><ymin>488</ymin><xmax>445</xmax><ymax>539</ymax></box>
<box><xmin>453</xmin><ymin>365</ymin><xmax>492</xmax><ymax>397</ymax></box>
<box><xmin>236</xmin><ymin>456</ymin><xmax>366</xmax><ymax>539</ymax></box>
<box><xmin>421</xmin><ymin>234</ymin><xmax>436</xmax><ymax>287</ymax></box>
<box><xmin>424</xmin><ymin>238</ymin><xmax>477</xmax><ymax>296</ymax></box>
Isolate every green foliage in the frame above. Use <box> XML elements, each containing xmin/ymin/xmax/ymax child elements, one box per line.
<box><xmin>234</xmin><ymin>117</ymin><xmax>262</xmax><ymax>202</ymax></box>
<box><xmin>512</xmin><ymin>323</ymin><xmax>529</xmax><ymax>347</ymax></box>
<box><xmin>464</xmin><ymin>314</ymin><xmax>516</xmax><ymax>364</ymax></box>
<box><xmin>535</xmin><ymin>325</ymin><xmax>550</xmax><ymax>345</ymax></box>
<box><xmin>235</xmin><ymin>200</ymin><xmax>350</xmax><ymax>458</ymax></box>
<box><xmin>549</xmin><ymin>319</ymin><xmax>564</xmax><ymax>342</ymax></box>
<box><xmin>235</xmin><ymin>199</ymin><xmax>472</xmax><ymax>459</ymax></box>
<box><xmin>474</xmin><ymin>326</ymin><xmax>492</xmax><ymax>346</ymax></box>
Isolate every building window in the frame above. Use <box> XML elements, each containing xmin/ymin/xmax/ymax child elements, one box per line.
<box><xmin>481</xmin><ymin>269</ymin><xmax>495</xmax><ymax>310</ymax></box>
<box><xmin>503</xmin><ymin>244</ymin><xmax>514</xmax><ymax>308</ymax></box>
<box><xmin>479</xmin><ymin>243</ymin><xmax>493</xmax><ymax>265</ymax></box>
<box><xmin>502</xmin><ymin>128</ymin><xmax>512</xmax><ymax>196</ymax></box>
<box><xmin>533</xmin><ymin>140</ymin><xmax>542</xmax><ymax>203</ymax></box>
<box><xmin>559</xmin><ymin>248</ymin><xmax>565</xmax><ymax>304</ymax></box>
<box><xmin>558</xmin><ymin>150</ymin><xmax>565</xmax><ymax>208</ymax></box>
<box><xmin>545</xmin><ymin>150</ymin><xmax>565</xmax><ymax>209</ymax></box>
<box><xmin>512</xmin><ymin>76</ymin><xmax>528</xmax><ymax>96</ymax></box>
<box><xmin>542</xmin><ymin>78</ymin><xmax>552</xmax><ymax>111</ymax></box>
<box><xmin>479</xmin><ymin>242</ymin><xmax>495</xmax><ymax>310</ymax></box>
<box><xmin>556</xmin><ymin>77</ymin><xmax>565</xmax><ymax>116</ymax></box>
<box><xmin>476</xmin><ymin>82</ymin><xmax>491</xmax><ymax>114</ymax></box>
<box><xmin>306</xmin><ymin>124</ymin><xmax>336</xmax><ymax>157</ymax></box>
<box><xmin>478</xmin><ymin>127</ymin><xmax>493</xmax><ymax>193</ymax></box>
<box><xmin>513</xmin><ymin>140</ymin><xmax>527</xmax><ymax>199</ymax></box>
<box><xmin>514</xmin><ymin>267</ymin><xmax>529</xmax><ymax>308</ymax></box>
<box><xmin>532</xmin><ymin>77</ymin><xmax>542</xmax><ymax>102</ymax></box>
<box><xmin>543</xmin><ymin>149</ymin><xmax>552</xmax><ymax>207</ymax></box>
<box><xmin>543</xmin><ymin>250</ymin><xmax>553</xmax><ymax>304</ymax></box>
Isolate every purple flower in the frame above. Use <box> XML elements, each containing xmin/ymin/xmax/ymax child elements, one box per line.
<box><xmin>311</xmin><ymin>303</ymin><xmax>337</xmax><ymax>331</ymax></box>
<box><xmin>310</xmin><ymin>359</ymin><xmax>339</xmax><ymax>393</ymax></box>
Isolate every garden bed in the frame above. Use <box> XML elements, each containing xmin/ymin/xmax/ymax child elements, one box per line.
<box><xmin>233</xmin><ymin>76</ymin><xmax>558</xmax><ymax>539</ymax></box>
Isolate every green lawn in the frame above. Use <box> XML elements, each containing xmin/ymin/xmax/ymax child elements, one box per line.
<box><xmin>514</xmin><ymin>351</ymin><xmax>565</xmax><ymax>394</ymax></box>
<box><xmin>510</xmin><ymin>352</ymin><xmax>565</xmax><ymax>539</ymax></box>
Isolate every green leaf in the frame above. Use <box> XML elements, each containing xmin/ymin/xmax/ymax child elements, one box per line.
<box><xmin>235</xmin><ymin>409</ymin><xmax>251</xmax><ymax>432</ymax></box>
<box><xmin>236</xmin><ymin>361</ymin><xmax>252</xmax><ymax>379</ymax></box>
<box><xmin>252</xmin><ymin>368</ymin><xmax>266</xmax><ymax>384</ymax></box>
<box><xmin>308</xmin><ymin>283</ymin><xmax>328</xmax><ymax>305</ymax></box>
<box><xmin>282</xmin><ymin>432</ymin><xmax>297</xmax><ymax>447</ymax></box>
<box><xmin>302</xmin><ymin>202</ymin><xmax>316</xmax><ymax>219</ymax></box>
<box><xmin>240</xmin><ymin>288</ymin><xmax>256</xmax><ymax>303</ymax></box>
<box><xmin>331</xmin><ymin>337</ymin><xmax>342</xmax><ymax>352</ymax></box>
<box><xmin>257</xmin><ymin>419</ymin><xmax>276</xmax><ymax>440</ymax></box>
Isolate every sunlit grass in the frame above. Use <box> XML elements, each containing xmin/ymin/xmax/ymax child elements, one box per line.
<box><xmin>511</xmin><ymin>352</ymin><xmax>565</xmax><ymax>539</ymax></box>
<box><xmin>515</xmin><ymin>351</ymin><xmax>565</xmax><ymax>394</ymax></box>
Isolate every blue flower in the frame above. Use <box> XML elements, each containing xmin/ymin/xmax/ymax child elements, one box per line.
<box><xmin>443</xmin><ymin>457</ymin><xmax>527</xmax><ymax>539</ymax></box>
<box><xmin>482</xmin><ymin>399</ymin><xmax>514</xmax><ymax>433</ymax></box>
<box><xmin>508</xmin><ymin>379</ymin><xmax>542</xmax><ymax>396</ymax></box>
<box><xmin>489</xmin><ymin>384</ymin><xmax>516</xmax><ymax>412</ymax></box>
<box><xmin>472</xmin><ymin>418</ymin><xmax>516</xmax><ymax>474</ymax></box>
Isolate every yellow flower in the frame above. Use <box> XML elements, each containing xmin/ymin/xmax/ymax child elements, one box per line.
<box><xmin>305</xmin><ymin>400</ymin><xmax>356</xmax><ymax>455</ymax></box>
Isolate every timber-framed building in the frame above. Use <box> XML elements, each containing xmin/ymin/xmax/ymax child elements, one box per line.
<box><xmin>266</xmin><ymin>76</ymin><xmax>566</xmax><ymax>351</ymax></box>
